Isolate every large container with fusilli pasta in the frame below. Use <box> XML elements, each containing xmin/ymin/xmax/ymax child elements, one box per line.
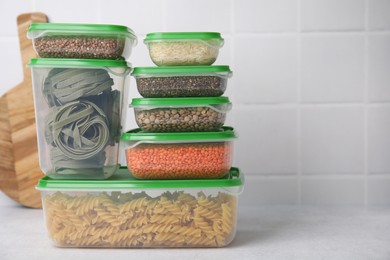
<box><xmin>36</xmin><ymin>167</ymin><xmax>244</xmax><ymax>248</ymax></box>
<box><xmin>29</xmin><ymin>58</ymin><xmax>131</xmax><ymax>179</ymax></box>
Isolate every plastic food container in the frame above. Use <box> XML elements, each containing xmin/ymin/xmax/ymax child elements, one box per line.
<box><xmin>133</xmin><ymin>66</ymin><xmax>232</xmax><ymax>98</ymax></box>
<box><xmin>144</xmin><ymin>32</ymin><xmax>224</xmax><ymax>66</ymax></box>
<box><xmin>36</xmin><ymin>167</ymin><xmax>244</xmax><ymax>248</ymax></box>
<box><xmin>29</xmin><ymin>58</ymin><xmax>131</xmax><ymax>179</ymax></box>
<box><xmin>131</xmin><ymin>97</ymin><xmax>232</xmax><ymax>132</ymax></box>
<box><xmin>27</xmin><ymin>23</ymin><xmax>137</xmax><ymax>60</ymax></box>
<box><xmin>121</xmin><ymin>127</ymin><xmax>236</xmax><ymax>179</ymax></box>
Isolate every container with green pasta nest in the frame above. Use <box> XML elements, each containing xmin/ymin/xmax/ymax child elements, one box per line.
<box><xmin>29</xmin><ymin>58</ymin><xmax>131</xmax><ymax>179</ymax></box>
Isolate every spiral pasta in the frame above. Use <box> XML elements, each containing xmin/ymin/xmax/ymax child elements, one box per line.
<box><xmin>43</xmin><ymin>191</ymin><xmax>237</xmax><ymax>247</ymax></box>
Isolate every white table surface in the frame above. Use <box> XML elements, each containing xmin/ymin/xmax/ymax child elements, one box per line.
<box><xmin>1</xmin><ymin>191</ymin><xmax>390</xmax><ymax>260</ymax></box>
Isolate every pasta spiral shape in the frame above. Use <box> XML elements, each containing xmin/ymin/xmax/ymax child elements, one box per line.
<box><xmin>43</xmin><ymin>191</ymin><xmax>237</xmax><ymax>247</ymax></box>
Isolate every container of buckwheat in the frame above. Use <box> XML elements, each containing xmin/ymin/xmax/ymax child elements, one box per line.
<box><xmin>27</xmin><ymin>23</ymin><xmax>137</xmax><ymax>60</ymax></box>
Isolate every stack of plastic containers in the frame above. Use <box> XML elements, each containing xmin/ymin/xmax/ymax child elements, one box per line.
<box><xmin>123</xmin><ymin>32</ymin><xmax>236</xmax><ymax>180</ymax></box>
<box><xmin>27</xmin><ymin>23</ymin><xmax>137</xmax><ymax>179</ymax></box>
<box><xmin>28</xmin><ymin>27</ymin><xmax>244</xmax><ymax>248</ymax></box>
<box><xmin>120</xmin><ymin>32</ymin><xmax>244</xmax><ymax>246</ymax></box>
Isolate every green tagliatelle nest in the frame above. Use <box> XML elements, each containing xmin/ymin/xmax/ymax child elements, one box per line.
<box><xmin>43</xmin><ymin>68</ymin><xmax>121</xmax><ymax>175</ymax></box>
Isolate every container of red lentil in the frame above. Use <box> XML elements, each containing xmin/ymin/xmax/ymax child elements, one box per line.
<box><xmin>130</xmin><ymin>96</ymin><xmax>232</xmax><ymax>132</ymax></box>
<box><xmin>121</xmin><ymin>127</ymin><xmax>236</xmax><ymax>179</ymax></box>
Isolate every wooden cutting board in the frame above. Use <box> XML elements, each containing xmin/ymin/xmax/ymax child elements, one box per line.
<box><xmin>0</xmin><ymin>12</ymin><xmax>48</xmax><ymax>208</ymax></box>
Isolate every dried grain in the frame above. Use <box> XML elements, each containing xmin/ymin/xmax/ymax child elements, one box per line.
<box><xmin>134</xmin><ymin>106</ymin><xmax>226</xmax><ymax>132</ymax></box>
<box><xmin>34</xmin><ymin>36</ymin><xmax>126</xmax><ymax>59</ymax></box>
<box><xmin>136</xmin><ymin>76</ymin><xmax>227</xmax><ymax>98</ymax></box>
<box><xmin>148</xmin><ymin>41</ymin><xmax>219</xmax><ymax>66</ymax></box>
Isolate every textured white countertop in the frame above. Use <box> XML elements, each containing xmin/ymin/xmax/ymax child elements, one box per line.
<box><xmin>1</xmin><ymin>192</ymin><xmax>390</xmax><ymax>260</ymax></box>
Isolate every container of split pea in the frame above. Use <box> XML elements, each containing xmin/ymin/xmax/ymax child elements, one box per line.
<box><xmin>121</xmin><ymin>127</ymin><xmax>236</xmax><ymax>179</ymax></box>
<box><xmin>130</xmin><ymin>97</ymin><xmax>232</xmax><ymax>132</ymax></box>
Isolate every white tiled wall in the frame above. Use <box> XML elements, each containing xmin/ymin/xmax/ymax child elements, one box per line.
<box><xmin>1</xmin><ymin>0</ymin><xmax>390</xmax><ymax>206</ymax></box>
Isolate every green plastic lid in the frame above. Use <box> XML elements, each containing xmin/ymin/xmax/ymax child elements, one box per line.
<box><xmin>121</xmin><ymin>126</ymin><xmax>236</xmax><ymax>142</ymax></box>
<box><xmin>131</xmin><ymin>96</ymin><xmax>230</xmax><ymax>107</ymax></box>
<box><xmin>36</xmin><ymin>167</ymin><xmax>243</xmax><ymax>190</ymax></box>
<box><xmin>28</xmin><ymin>58</ymin><xmax>130</xmax><ymax>68</ymax></box>
<box><xmin>132</xmin><ymin>65</ymin><xmax>232</xmax><ymax>76</ymax></box>
<box><xmin>27</xmin><ymin>23</ymin><xmax>137</xmax><ymax>40</ymax></box>
<box><xmin>144</xmin><ymin>32</ymin><xmax>223</xmax><ymax>42</ymax></box>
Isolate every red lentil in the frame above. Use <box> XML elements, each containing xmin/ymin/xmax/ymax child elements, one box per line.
<box><xmin>125</xmin><ymin>142</ymin><xmax>232</xmax><ymax>179</ymax></box>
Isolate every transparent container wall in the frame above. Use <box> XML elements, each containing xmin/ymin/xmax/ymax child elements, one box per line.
<box><xmin>125</xmin><ymin>141</ymin><xmax>233</xmax><ymax>179</ymax></box>
<box><xmin>40</xmin><ymin>188</ymin><xmax>238</xmax><ymax>247</ymax></box>
<box><xmin>31</xmin><ymin>66</ymin><xmax>128</xmax><ymax>179</ymax></box>
<box><xmin>135</xmin><ymin>75</ymin><xmax>228</xmax><ymax>98</ymax></box>
<box><xmin>32</xmin><ymin>34</ymin><xmax>135</xmax><ymax>60</ymax></box>
<box><xmin>146</xmin><ymin>39</ymin><xmax>221</xmax><ymax>66</ymax></box>
<box><xmin>133</xmin><ymin>104</ymin><xmax>229</xmax><ymax>132</ymax></box>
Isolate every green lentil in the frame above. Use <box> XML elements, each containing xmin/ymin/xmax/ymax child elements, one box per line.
<box><xmin>134</xmin><ymin>106</ymin><xmax>226</xmax><ymax>132</ymax></box>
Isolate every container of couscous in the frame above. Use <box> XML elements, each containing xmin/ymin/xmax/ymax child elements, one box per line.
<box><xmin>144</xmin><ymin>32</ymin><xmax>224</xmax><ymax>66</ymax></box>
<box><xmin>27</xmin><ymin>23</ymin><xmax>137</xmax><ymax>60</ymax></box>
<box><xmin>36</xmin><ymin>167</ymin><xmax>244</xmax><ymax>248</ymax></box>
<box><xmin>132</xmin><ymin>66</ymin><xmax>232</xmax><ymax>98</ymax></box>
<box><xmin>121</xmin><ymin>127</ymin><xmax>236</xmax><ymax>179</ymax></box>
<box><xmin>130</xmin><ymin>97</ymin><xmax>231</xmax><ymax>132</ymax></box>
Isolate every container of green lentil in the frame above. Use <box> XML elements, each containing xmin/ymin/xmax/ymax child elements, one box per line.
<box><xmin>133</xmin><ymin>66</ymin><xmax>232</xmax><ymax>98</ymax></box>
<box><xmin>27</xmin><ymin>23</ymin><xmax>137</xmax><ymax>60</ymax></box>
<box><xmin>131</xmin><ymin>97</ymin><xmax>231</xmax><ymax>132</ymax></box>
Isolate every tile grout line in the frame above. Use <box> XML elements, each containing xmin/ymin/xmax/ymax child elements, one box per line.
<box><xmin>234</xmin><ymin>31</ymin><xmax>390</xmax><ymax>37</ymax></box>
<box><xmin>297</xmin><ymin>0</ymin><xmax>303</xmax><ymax>205</ymax></box>
<box><xmin>230</xmin><ymin>0</ymin><xmax>236</xmax><ymax>121</ymax></box>
<box><xmin>247</xmin><ymin>174</ymin><xmax>369</xmax><ymax>179</ymax></box>
<box><xmin>230</xmin><ymin>0</ymin><xmax>239</xmax><ymax>179</ymax></box>
<box><xmin>363</xmin><ymin>0</ymin><xmax>369</xmax><ymax>206</ymax></box>
<box><xmin>236</xmin><ymin>102</ymin><xmax>390</xmax><ymax>108</ymax></box>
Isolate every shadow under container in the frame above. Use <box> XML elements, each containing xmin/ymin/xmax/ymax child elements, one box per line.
<box><xmin>29</xmin><ymin>58</ymin><xmax>131</xmax><ymax>179</ymax></box>
<box><xmin>27</xmin><ymin>23</ymin><xmax>137</xmax><ymax>60</ymax></box>
<box><xmin>144</xmin><ymin>32</ymin><xmax>224</xmax><ymax>66</ymax></box>
<box><xmin>36</xmin><ymin>167</ymin><xmax>244</xmax><ymax>248</ymax></box>
<box><xmin>121</xmin><ymin>127</ymin><xmax>236</xmax><ymax>179</ymax></box>
<box><xmin>131</xmin><ymin>97</ymin><xmax>232</xmax><ymax>132</ymax></box>
<box><xmin>133</xmin><ymin>65</ymin><xmax>232</xmax><ymax>98</ymax></box>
